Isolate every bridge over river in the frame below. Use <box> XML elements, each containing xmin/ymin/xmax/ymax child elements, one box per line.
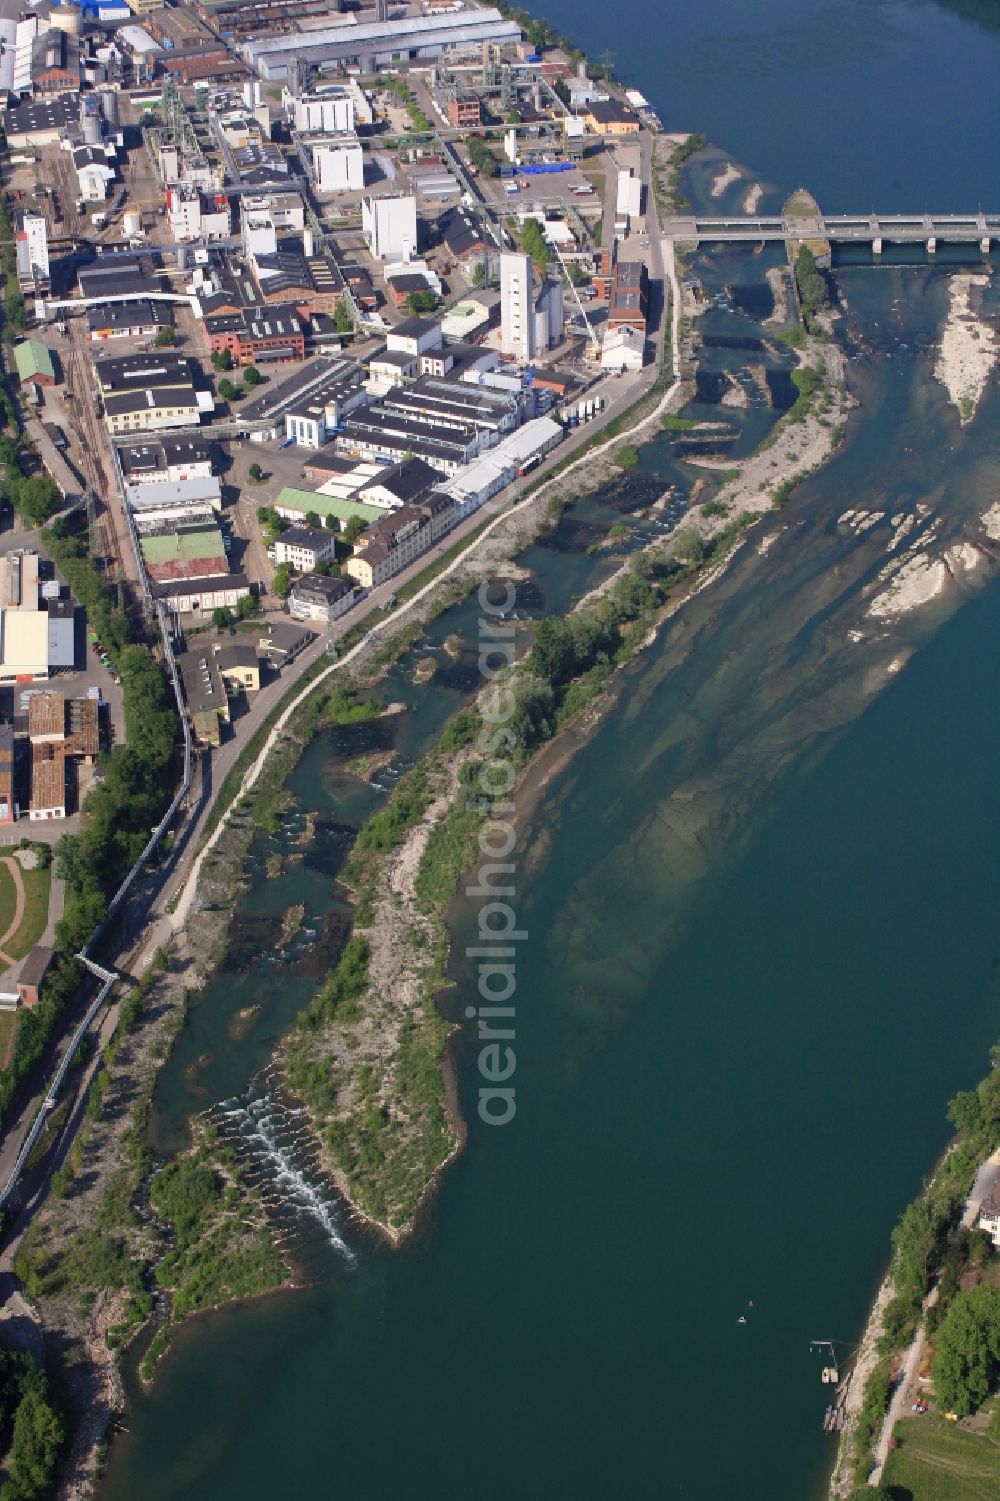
<box><xmin>660</xmin><ymin>211</ymin><xmax>1000</xmax><ymax>254</ymax></box>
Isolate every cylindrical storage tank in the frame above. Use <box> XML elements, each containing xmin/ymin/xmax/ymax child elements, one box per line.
<box><xmin>303</xmin><ymin>226</ymin><xmax>315</xmax><ymax>258</ymax></box>
<box><xmin>97</xmin><ymin>88</ymin><xmax>119</xmax><ymax>129</ymax></box>
<box><xmin>50</xmin><ymin>4</ymin><xmax>83</xmax><ymax>35</ymax></box>
<box><xmin>123</xmin><ymin>210</ymin><xmax>141</xmax><ymax>237</ymax></box>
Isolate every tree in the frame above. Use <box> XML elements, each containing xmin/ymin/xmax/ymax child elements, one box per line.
<box><xmin>325</xmin><ymin>513</ymin><xmax>338</xmax><ymax>530</ymax></box>
<box><xmin>794</xmin><ymin>245</ymin><xmax>830</xmax><ymax>329</ymax></box>
<box><xmin>11</xmin><ymin>474</ymin><xmax>60</xmax><ymax>527</ymax></box>
<box><xmin>932</xmin><ymin>1284</ymin><xmax>1000</xmax><ymax>1415</ymax></box>
<box><xmin>243</xmin><ymin>364</ymin><xmax>262</xmax><ymax>387</ymax></box>
<box><xmin>334</xmin><ymin>302</ymin><xmax>354</xmax><ymax>336</ymax></box>
<box><xmin>468</xmin><ymin>137</ymin><xmax>498</xmax><ymax>179</ymax></box>
<box><xmin>248</xmin><ymin>462</ymin><xmax>264</xmax><ymax>484</ymax></box>
<box><xmin>154</xmin><ymin>325</ymin><xmax>175</xmax><ymax>347</ymax></box>
<box><xmin>948</xmin><ymin>1088</ymin><xmax>983</xmax><ymax>1136</ymax></box>
<box><xmin>529</xmin><ymin>617</ymin><xmax>575</xmax><ymax>686</ymax></box>
<box><xmin>271</xmin><ymin>562</ymin><xmax>292</xmax><ymax>598</ymax></box>
<box><xmin>212</xmin><ymin>606</ymin><xmax>233</xmax><ymax>630</ymax></box>
<box><xmin>471</xmin><ymin>261</ymin><xmax>486</xmax><ymax>287</ymax></box>
<box><xmin>615</xmin><ymin>445</ymin><xmax>640</xmax><ymax>469</ymax></box>
<box><xmin>520</xmin><ymin>216</ymin><xmax>550</xmax><ymax>269</ymax></box>
<box><xmin>210</xmin><ymin>348</ymin><xmax>233</xmax><ymax>371</ymax></box>
<box><xmin>343</xmin><ymin>514</ymin><xmax>366</xmax><ymax>547</ymax></box>
<box><xmin>305</xmin><ymin>510</ymin><xmax>321</xmax><ymax>529</ymax></box>
<box><xmin>6</xmin><ymin>1380</ymin><xmax>64</xmax><ymax>1498</ymax></box>
<box><xmin>673</xmin><ymin>528</ymin><xmax>706</xmax><ymax>567</ymax></box>
<box><xmin>236</xmin><ymin>592</ymin><xmax>257</xmax><ymax>620</ymax></box>
<box><xmin>567</xmin><ymin>260</ymin><xmax>588</xmax><ymax>287</ymax></box>
<box><xmin>217</xmin><ymin>378</ymin><xmax>242</xmax><ymax>402</ymax></box>
<box><xmin>406</xmin><ymin>289</ymin><xmax>439</xmax><ymax>315</ymax></box>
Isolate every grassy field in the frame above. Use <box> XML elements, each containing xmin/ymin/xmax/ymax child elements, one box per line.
<box><xmin>0</xmin><ymin>859</ymin><xmax>16</xmax><ymax>946</ymax></box>
<box><xmin>5</xmin><ymin>863</ymin><xmax>52</xmax><ymax>962</ymax></box>
<box><xmin>882</xmin><ymin>1409</ymin><xmax>1000</xmax><ymax>1499</ymax></box>
<box><xmin>0</xmin><ymin>1010</ymin><xmax>17</xmax><ymax>1070</ymax></box>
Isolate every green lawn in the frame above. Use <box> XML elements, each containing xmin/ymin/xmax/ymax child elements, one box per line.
<box><xmin>882</xmin><ymin>1409</ymin><xmax>1000</xmax><ymax>1500</ymax></box>
<box><xmin>0</xmin><ymin>1010</ymin><xmax>17</xmax><ymax>1070</ymax></box>
<box><xmin>0</xmin><ymin>860</ymin><xmax>16</xmax><ymax>945</ymax></box>
<box><xmin>5</xmin><ymin>863</ymin><xmax>52</xmax><ymax>962</ymax></box>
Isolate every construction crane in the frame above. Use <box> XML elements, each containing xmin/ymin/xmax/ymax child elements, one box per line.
<box><xmin>547</xmin><ymin>234</ymin><xmax>600</xmax><ymax>359</ymax></box>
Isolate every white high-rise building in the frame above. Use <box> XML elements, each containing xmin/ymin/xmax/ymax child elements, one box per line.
<box><xmin>362</xmin><ymin>193</ymin><xmax>417</xmax><ymax>261</ymax></box>
<box><xmin>289</xmin><ymin>91</ymin><xmax>355</xmax><ymax>136</ymax></box>
<box><xmin>313</xmin><ymin>136</ymin><xmax>364</xmax><ymax>194</ymax></box>
<box><xmin>500</xmin><ymin>251</ymin><xmax>534</xmax><ymax>362</ymax></box>
<box><xmin>14</xmin><ymin>210</ymin><xmax>49</xmax><ymax>291</ymax></box>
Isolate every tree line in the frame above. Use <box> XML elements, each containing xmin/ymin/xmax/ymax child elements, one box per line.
<box><xmin>0</xmin><ymin>1338</ymin><xmax>64</xmax><ymax>1501</ymax></box>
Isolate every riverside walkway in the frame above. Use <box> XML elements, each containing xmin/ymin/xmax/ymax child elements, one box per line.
<box><xmin>660</xmin><ymin>211</ymin><xmax>1000</xmax><ymax>252</ymax></box>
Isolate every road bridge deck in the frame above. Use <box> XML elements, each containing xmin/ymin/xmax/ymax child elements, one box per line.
<box><xmin>661</xmin><ymin>211</ymin><xmax>999</xmax><ymax>245</ymax></box>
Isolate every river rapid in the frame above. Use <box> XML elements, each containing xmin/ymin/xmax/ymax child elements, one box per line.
<box><xmin>100</xmin><ymin>4</ymin><xmax>1000</xmax><ymax>1498</ymax></box>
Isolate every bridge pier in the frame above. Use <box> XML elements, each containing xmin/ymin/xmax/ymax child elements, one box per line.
<box><xmin>927</xmin><ymin>237</ymin><xmax>937</xmax><ymax>255</ymax></box>
<box><xmin>982</xmin><ymin>237</ymin><xmax>991</xmax><ymax>254</ymax></box>
<box><xmin>872</xmin><ymin>238</ymin><xmax>882</xmax><ymax>256</ymax></box>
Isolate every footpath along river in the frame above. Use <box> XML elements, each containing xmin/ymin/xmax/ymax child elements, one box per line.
<box><xmin>101</xmin><ymin>3</ymin><xmax>1000</xmax><ymax>1497</ymax></box>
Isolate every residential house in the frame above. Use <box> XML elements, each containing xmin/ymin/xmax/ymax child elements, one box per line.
<box><xmin>258</xmin><ymin>621</ymin><xmax>315</xmax><ymax>666</ymax></box>
<box><xmin>345</xmin><ymin>499</ymin><xmax>455</xmax><ymax>590</ymax></box>
<box><xmin>979</xmin><ymin>1193</ymin><xmax>1000</xmax><ymax>1249</ymax></box>
<box><xmin>178</xmin><ymin>649</ymin><xmax>230</xmax><ymax>746</ymax></box>
<box><xmin>214</xmin><ymin>641</ymin><xmax>261</xmax><ymax>695</ymax></box>
<box><xmin>273</xmin><ymin>525</ymin><xmax>337</xmax><ymax>572</ymax></box>
<box><xmin>15</xmin><ymin>947</ymin><xmax>54</xmax><ymax>1009</ymax></box>
<box><xmin>289</xmin><ymin>574</ymin><xmax>357</xmax><ymax>624</ymax></box>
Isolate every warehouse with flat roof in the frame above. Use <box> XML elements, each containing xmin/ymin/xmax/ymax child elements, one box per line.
<box><xmin>242</xmin><ymin>8</ymin><xmax>522</xmax><ymax>79</ymax></box>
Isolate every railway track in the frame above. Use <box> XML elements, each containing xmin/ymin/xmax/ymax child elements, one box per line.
<box><xmin>64</xmin><ymin>328</ymin><xmax>130</xmax><ymax>598</ymax></box>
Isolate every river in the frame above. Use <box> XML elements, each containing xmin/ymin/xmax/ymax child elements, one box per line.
<box><xmin>100</xmin><ymin>3</ymin><xmax>1000</xmax><ymax>1498</ymax></box>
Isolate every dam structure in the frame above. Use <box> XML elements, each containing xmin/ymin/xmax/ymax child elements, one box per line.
<box><xmin>660</xmin><ymin>209</ymin><xmax>999</xmax><ymax>257</ymax></box>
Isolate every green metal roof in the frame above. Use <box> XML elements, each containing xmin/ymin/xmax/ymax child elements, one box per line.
<box><xmin>13</xmin><ymin>340</ymin><xmax>55</xmax><ymax>384</ymax></box>
<box><xmin>141</xmin><ymin>526</ymin><xmax>225</xmax><ymax>564</ymax></box>
<box><xmin>274</xmin><ymin>487</ymin><xmax>382</xmax><ymax>525</ymax></box>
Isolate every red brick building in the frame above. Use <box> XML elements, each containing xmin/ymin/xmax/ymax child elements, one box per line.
<box><xmin>607</xmin><ymin>260</ymin><xmax>648</xmax><ymax>332</ymax></box>
<box><xmin>205</xmin><ymin>305</ymin><xmax>304</xmax><ymax>365</ymax></box>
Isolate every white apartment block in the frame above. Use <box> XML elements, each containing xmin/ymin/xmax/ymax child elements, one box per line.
<box><xmin>274</xmin><ymin>526</ymin><xmax>338</xmax><ymax>572</ymax></box>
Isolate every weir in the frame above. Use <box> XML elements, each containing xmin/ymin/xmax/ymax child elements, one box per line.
<box><xmin>210</xmin><ymin>1085</ymin><xmax>356</xmax><ymax>1263</ymax></box>
<box><xmin>660</xmin><ymin>207</ymin><xmax>999</xmax><ymax>251</ymax></box>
